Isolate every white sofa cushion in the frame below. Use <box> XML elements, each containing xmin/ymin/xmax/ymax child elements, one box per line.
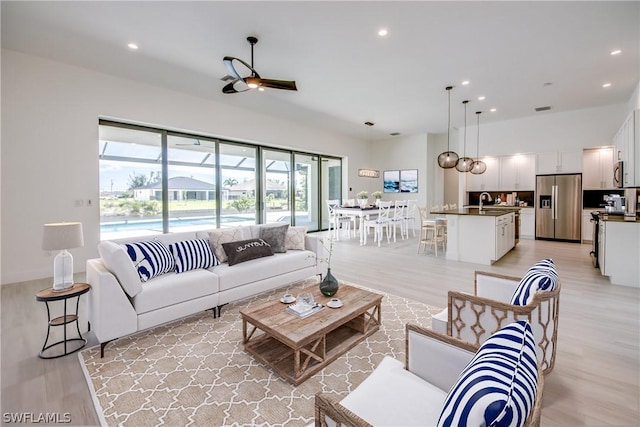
<box><xmin>97</xmin><ymin>241</ymin><xmax>143</xmax><ymax>297</ymax></box>
<box><xmin>132</xmin><ymin>269</ymin><xmax>220</xmax><ymax>314</ymax></box>
<box><xmin>212</xmin><ymin>250</ymin><xmax>316</xmax><ymax>292</ymax></box>
<box><xmin>340</xmin><ymin>356</ymin><xmax>447</xmax><ymax>426</ymax></box>
<box><xmin>437</xmin><ymin>320</ymin><xmax>538</xmax><ymax>427</ymax></box>
<box><xmin>208</xmin><ymin>227</ymin><xmax>244</xmax><ymax>263</ymax></box>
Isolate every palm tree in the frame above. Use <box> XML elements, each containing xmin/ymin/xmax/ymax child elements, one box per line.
<box><xmin>223</xmin><ymin>178</ymin><xmax>238</xmax><ymax>188</ymax></box>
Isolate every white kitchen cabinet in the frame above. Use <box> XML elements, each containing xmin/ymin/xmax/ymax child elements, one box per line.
<box><xmin>536</xmin><ymin>149</ymin><xmax>583</xmax><ymax>175</ymax></box>
<box><xmin>583</xmin><ymin>147</ymin><xmax>614</xmax><ymax>189</ymax></box>
<box><xmin>520</xmin><ymin>208</ymin><xmax>535</xmax><ymax>239</ymax></box>
<box><xmin>466</xmin><ymin>156</ymin><xmax>500</xmax><ymax>191</ymax></box>
<box><xmin>499</xmin><ymin>154</ymin><xmax>535</xmax><ymax>190</ymax></box>
<box><xmin>495</xmin><ymin>213</ymin><xmax>515</xmax><ymax>260</ymax></box>
<box><xmin>613</xmin><ymin>110</ymin><xmax>639</xmax><ymax>188</ymax></box>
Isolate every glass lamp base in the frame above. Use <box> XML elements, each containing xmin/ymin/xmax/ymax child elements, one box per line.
<box><xmin>52</xmin><ymin>250</ymin><xmax>74</xmax><ymax>291</ymax></box>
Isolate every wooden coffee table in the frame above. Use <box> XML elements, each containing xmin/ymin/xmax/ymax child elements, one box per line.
<box><xmin>240</xmin><ymin>283</ymin><xmax>382</xmax><ymax>385</ymax></box>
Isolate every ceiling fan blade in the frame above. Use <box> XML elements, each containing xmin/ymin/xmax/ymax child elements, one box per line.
<box><xmin>222</xmin><ymin>56</ymin><xmax>243</xmax><ymax>81</ymax></box>
<box><xmin>256</xmin><ymin>79</ymin><xmax>298</xmax><ymax>91</ymax></box>
<box><xmin>222</xmin><ymin>80</ymin><xmax>250</xmax><ymax>94</ymax></box>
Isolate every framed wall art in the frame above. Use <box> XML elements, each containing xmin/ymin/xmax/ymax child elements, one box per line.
<box><xmin>400</xmin><ymin>169</ymin><xmax>418</xmax><ymax>193</ymax></box>
<box><xmin>383</xmin><ymin>170</ymin><xmax>400</xmax><ymax>193</ymax></box>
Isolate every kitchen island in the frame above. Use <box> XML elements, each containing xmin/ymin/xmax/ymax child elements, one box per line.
<box><xmin>598</xmin><ymin>214</ymin><xmax>640</xmax><ymax>288</ymax></box>
<box><xmin>438</xmin><ymin>208</ymin><xmax>517</xmax><ymax>265</ymax></box>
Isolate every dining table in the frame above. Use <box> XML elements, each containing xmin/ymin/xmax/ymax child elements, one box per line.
<box><xmin>333</xmin><ymin>205</ymin><xmax>380</xmax><ymax>245</ymax></box>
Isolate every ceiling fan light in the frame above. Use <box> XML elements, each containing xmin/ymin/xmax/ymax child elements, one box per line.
<box><xmin>246</xmin><ymin>77</ymin><xmax>260</xmax><ymax>89</ymax></box>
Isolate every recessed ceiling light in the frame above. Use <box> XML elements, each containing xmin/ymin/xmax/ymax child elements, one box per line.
<box><xmin>378</xmin><ymin>29</ymin><xmax>388</xmax><ymax>36</ymax></box>
<box><xmin>127</xmin><ymin>42</ymin><xmax>139</xmax><ymax>50</ymax></box>
<box><xmin>478</xmin><ymin>96</ymin><xmax>486</xmax><ymax>101</ymax></box>
<box><xmin>602</xmin><ymin>82</ymin><xmax>612</xmax><ymax>88</ymax></box>
<box><xmin>462</xmin><ymin>80</ymin><xmax>470</xmax><ymax>86</ymax></box>
<box><xmin>610</xmin><ymin>49</ymin><xmax>622</xmax><ymax>56</ymax></box>
<box><xmin>258</xmin><ymin>87</ymin><xmax>265</xmax><ymax>91</ymax></box>
<box><xmin>490</xmin><ymin>108</ymin><xmax>497</xmax><ymax>112</ymax></box>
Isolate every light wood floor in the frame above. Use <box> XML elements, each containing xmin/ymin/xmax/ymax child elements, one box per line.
<box><xmin>2</xmin><ymin>236</ymin><xmax>639</xmax><ymax>426</ymax></box>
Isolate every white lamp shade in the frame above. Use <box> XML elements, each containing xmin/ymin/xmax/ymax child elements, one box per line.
<box><xmin>42</xmin><ymin>222</ymin><xmax>84</xmax><ymax>251</ymax></box>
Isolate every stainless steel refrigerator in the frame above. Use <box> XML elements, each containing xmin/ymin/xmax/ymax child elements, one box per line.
<box><xmin>536</xmin><ymin>174</ymin><xmax>582</xmax><ymax>242</ymax></box>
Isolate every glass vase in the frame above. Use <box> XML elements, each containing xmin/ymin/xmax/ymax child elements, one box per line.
<box><xmin>320</xmin><ymin>268</ymin><xmax>339</xmax><ymax>297</ymax></box>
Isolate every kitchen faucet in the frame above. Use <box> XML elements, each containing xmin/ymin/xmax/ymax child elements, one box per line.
<box><xmin>479</xmin><ymin>192</ymin><xmax>492</xmax><ymax>213</ymax></box>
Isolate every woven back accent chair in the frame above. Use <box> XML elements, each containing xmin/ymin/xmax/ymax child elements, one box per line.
<box><xmin>432</xmin><ymin>270</ymin><xmax>561</xmax><ymax>375</ymax></box>
<box><xmin>315</xmin><ymin>322</ymin><xmax>544</xmax><ymax>427</ymax></box>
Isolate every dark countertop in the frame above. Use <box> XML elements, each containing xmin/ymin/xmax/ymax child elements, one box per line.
<box><xmin>433</xmin><ymin>208</ymin><xmax>514</xmax><ymax>217</ymax></box>
<box><xmin>599</xmin><ymin>213</ymin><xmax>639</xmax><ymax>223</ymax></box>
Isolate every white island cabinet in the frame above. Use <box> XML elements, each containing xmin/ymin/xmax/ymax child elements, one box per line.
<box><xmin>443</xmin><ymin>209</ymin><xmax>516</xmax><ymax>265</ymax></box>
<box><xmin>599</xmin><ymin>217</ymin><xmax>640</xmax><ymax>288</ymax></box>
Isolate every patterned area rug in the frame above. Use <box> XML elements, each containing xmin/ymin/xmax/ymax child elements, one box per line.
<box><xmin>79</xmin><ymin>279</ymin><xmax>441</xmax><ymax>426</ymax></box>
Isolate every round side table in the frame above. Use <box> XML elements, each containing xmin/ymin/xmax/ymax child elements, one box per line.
<box><xmin>35</xmin><ymin>283</ymin><xmax>91</xmax><ymax>359</ymax></box>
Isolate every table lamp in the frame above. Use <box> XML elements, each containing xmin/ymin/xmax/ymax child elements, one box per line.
<box><xmin>42</xmin><ymin>222</ymin><xmax>84</xmax><ymax>291</ymax></box>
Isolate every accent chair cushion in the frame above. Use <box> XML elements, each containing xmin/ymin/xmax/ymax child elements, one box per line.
<box><xmin>437</xmin><ymin>320</ymin><xmax>538</xmax><ymax>427</ymax></box>
<box><xmin>510</xmin><ymin>258</ymin><xmax>559</xmax><ymax>306</ymax></box>
<box><xmin>208</xmin><ymin>226</ymin><xmax>244</xmax><ymax>263</ymax></box>
<box><xmin>222</xmin><ymin>238</ymin><xmax>274</xmax><ymax>266</ymax></box>
<box><xmin>169</xmin><ymin>238</ymin><xmax>219</xmax><ymax>273</ymax></box>
<box><xmin>259</xmin><ymin>223</ymin><xmax>290</xmax><ymax>253</ymax></box>
<box><xmin>122</xmin><ymin>240</ymin><xmax>175</xmax><ymax>282</ymax></box>
<box><xmin>97</xmin><ymin>240</ymin><xmax>143</xmax><ymax>297</ymax></box>
<box><xmin>285</xmin><ymin>226</ymin><xmax>308</xmax><ymax>250</ymax></box>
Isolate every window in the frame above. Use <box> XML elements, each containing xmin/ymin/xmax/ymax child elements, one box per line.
<box><xmin>98</xmin><ymin>120</ymin><xmax>341</xmax><ymax>239</ymax></box>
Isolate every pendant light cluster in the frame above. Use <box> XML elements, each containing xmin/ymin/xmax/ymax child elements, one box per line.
<box><xmin>437</xmin><ymin>85</ymin><xmax>486</xmax><ymax>175</ymax></box>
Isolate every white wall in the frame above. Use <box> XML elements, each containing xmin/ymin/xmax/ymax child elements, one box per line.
<box><xmin>628</xmin><ymin>82</ymin><xmax>640</xmax><ymax>112</ymax></box>
<box><xmin>1</xmin><ymin>49</ymin><xmax>370</xmax><ymax>284</ymax></box>
<box><xmin>367</xmin><ymin>133</ymin><xmax>427</xmax><ymax>204</ymax></box>
<box><xmin>461</xmin><ymin>104</ymin><xmax>627</xmax><ymax>157</ymax></box>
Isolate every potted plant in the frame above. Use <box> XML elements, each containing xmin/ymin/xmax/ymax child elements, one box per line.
<box><xmin>356</xmin><ymin>191</ymin><xmax>369</xmax><ymax>208</ymax></box>
<box><xmin>372</xmin><ymin>190</ymin><xmax>383</xmax><ymax>206</ymax></box>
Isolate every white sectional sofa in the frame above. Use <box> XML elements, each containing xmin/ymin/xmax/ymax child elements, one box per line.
<box><xmin>86</xmin><ymin>224</ymin><xmax>325</xmax><ymax>356</ymax></box>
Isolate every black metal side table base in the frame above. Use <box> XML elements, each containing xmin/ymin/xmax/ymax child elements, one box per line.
<box><xmin>36</xmin><ymin>283</ymin><xmax>91</xmax><ymax>360</ymax></box>
<box><xmin>39</xmin><ymin>337</ymin><xmax>87</xmax><ymax>359</ymax></box>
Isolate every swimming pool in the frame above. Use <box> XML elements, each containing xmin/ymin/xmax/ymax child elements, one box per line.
<box><xmin>100</xmin><ymin>215</ymin><xmax>253</xmax><ymax>233</ymax></box>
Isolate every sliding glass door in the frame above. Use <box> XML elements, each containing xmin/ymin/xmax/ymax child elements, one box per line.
<box><xmin>262</xmin><ymin>149</ymin><xmax>292</xmax><ymax>224</ymax></box>
<box><xmin>294</xmin><ymin>154</ymin><xmax>319</xmax><ymax>231</ymax></box>
<box><xmin>219</xmin><ymin>143</ymin><xmax>257</xmax><ymax>227</ymax></box>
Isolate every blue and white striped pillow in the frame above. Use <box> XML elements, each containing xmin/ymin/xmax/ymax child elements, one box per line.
<box><xmin>122</xmin><ymin>240</ymin><xmax>175</xmax><ymax>282</ymax></box>
<box><xmin>510</xmin><ymin>258</ymin><xmax>559</xmax><ymax>306</ymax></box>
<box><xmin>437</xmin><ymin>320</ymin><xmax>538</xmax><ymax>427</ymax></box>
<box><xmin>169</xmin><ymin>239</ymin><xmax>219</xmax><ymax>273</ymax></box>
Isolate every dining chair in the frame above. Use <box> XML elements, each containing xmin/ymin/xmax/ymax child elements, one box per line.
<box><xmin>326</xmin><ymin>199</ymin><xmax>352</xmax><ymax>240</ymax></box>
<box><xmin>418</xmin><ymin>206</ymin><xmax>446</xmax><ymax>255</ymax></box>
<box><xmin>403</xmin><ymin>199</ymin><xmax>418</xmax><ymax>237</ymax></box>
<box><xmin>390</xmin><ymin>200</ymin><xmax>407</xmax><ymax>242</ymax></box>
<box><xmin>363</xmin><ymin>201</ymin><xmax>392</xmax><ymax>247</ymax></box>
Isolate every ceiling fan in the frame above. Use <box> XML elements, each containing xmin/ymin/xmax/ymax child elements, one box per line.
<box><xmin>221</xmin><ymin>36</ymin><xmax>297</xmax><ymax>94</ymax></box>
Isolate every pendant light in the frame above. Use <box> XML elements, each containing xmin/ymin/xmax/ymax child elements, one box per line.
<box><xmin>437</xmin><ymin>86</ymin><xmax>459</xmax><ymax>169</ymax></box>
<box><xmin>456</xmin><ymin>100</ymin><xmax>474</xmax><ymax>172</ymax></box>
<box><xmin>470</xmin><ymin>111</ymin><xmax>487</xmax><ymax>175</ymax></box>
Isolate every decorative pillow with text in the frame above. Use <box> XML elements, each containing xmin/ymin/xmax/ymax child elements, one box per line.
<box><xmin>222</xmin><ymin>238</ymin><xmax>274</xmax><ymax>266</ymax></box>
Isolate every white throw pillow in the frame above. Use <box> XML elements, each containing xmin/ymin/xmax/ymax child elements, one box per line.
<box><xmin>97</xmin><ymin>241</ymin><xmax>143</xmax><ymax>297</ymax></box>
<box><xmin>285</xmin><ymin>226</ymin><xmax>307</xmax><ymax>250</ymax></box>
<box><xmin>208</xmin><ymin>226</ymin><xmax>244</xmax><ymax>263</ymax></box>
